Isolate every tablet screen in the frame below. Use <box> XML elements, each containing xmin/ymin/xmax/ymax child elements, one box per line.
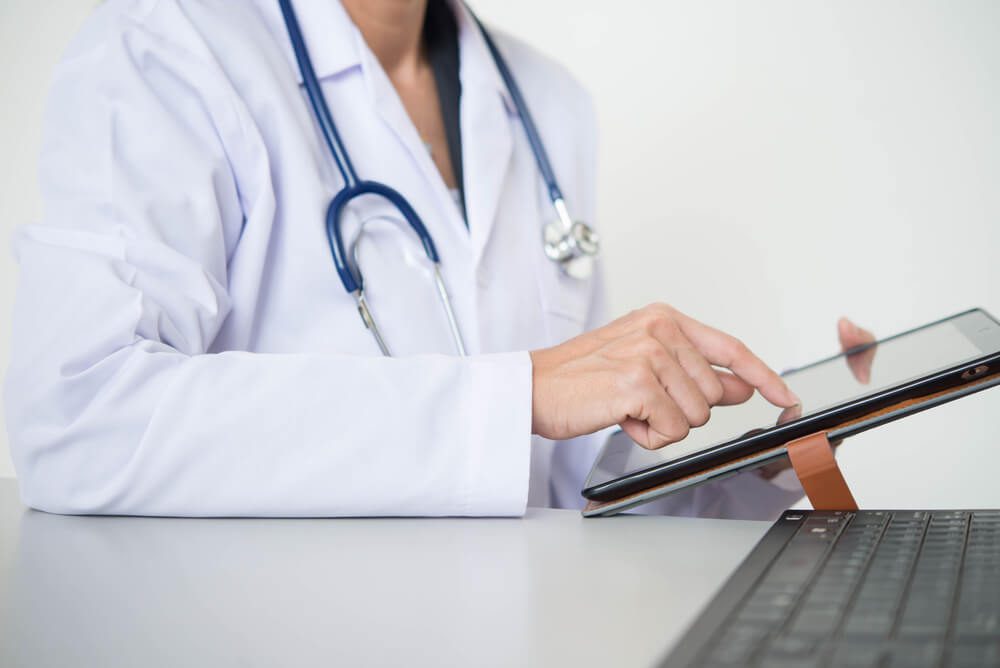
<box><xmin>586</xmin><ymin>310</ymin><xmax>999</xmax><ymax>489</ymax></box>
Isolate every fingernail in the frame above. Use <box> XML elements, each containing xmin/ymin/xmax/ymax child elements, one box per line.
<box><xmin>787</xmin><ymin>389</ymin><xmax>802</xmax><ymax>406</ymax></box>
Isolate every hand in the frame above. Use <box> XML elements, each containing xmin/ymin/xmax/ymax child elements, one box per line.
<box><xmin>838</xmin><ymin>317</ymin><xmax>877</xmax><ymax>383</ymax></box>
<box><xmin>529</xmin><ymin>304</ymin><xmax>799</xmax><ymax>449</ymax></box>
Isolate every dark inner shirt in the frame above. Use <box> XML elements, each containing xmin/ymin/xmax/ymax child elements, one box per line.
<box><xmin>422</xmin><ymin>0</ymin><xmax>466</xmax><ymax>223</ymax></box>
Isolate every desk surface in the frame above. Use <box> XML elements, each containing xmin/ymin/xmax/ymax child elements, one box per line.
<box><xmin>0</xmin><ymin>479</ymin><xmax>769</xmax><ymax>667</ymax></box>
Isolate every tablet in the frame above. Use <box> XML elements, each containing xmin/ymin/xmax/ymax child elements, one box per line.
<box><xmin>582</xmin><ymin>308</ymin><xmax>1000</xmax><ymax>511</ymax></box>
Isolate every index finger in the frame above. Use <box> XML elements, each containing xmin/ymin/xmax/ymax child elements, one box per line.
<box><xmin>675</xmin><ymin>315</ymin><xmax>799</xmax><ymax>408</ymax></box>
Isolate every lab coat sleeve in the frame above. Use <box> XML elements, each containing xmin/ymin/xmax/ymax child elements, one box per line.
<box><xmin>3</xmin><ymin>4</ymin><xmax>531</xmax><ymax>517</ymax></box>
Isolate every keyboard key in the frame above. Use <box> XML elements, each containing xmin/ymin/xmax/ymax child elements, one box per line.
<box><xmin>735</xmin><ymin>605</ymin><xmax>785</xmax><ymax>624</ymax></box>
<box><xmin>948</xmin><ymin>640</ymin><xmax>1000</xmax><ymax>668</ymax></box>
<box><xmin>842</xmin><ymin>611</ymin><xmax>895</xmax><ymax>638</ymax></box>
<box><xmin>885</xmin><ymin>640</ymin><xmax>943</xmax><ymax>668</ymax></box>
<box><xmin>752</xmin><ymin>656</ymin><xmax>825</xmax><ymax>668</ymax></box>
<box><xmin>764</xmin><ymin>634</ymin><xmax>820</xmax><ymax>657</ymax></box>
<box><xmin>787</xmin><ymin>608</ymin><xmax>840</xmax><ymax>635</ymax></box>
<box><xmin>954</xmin><ymin>610</ymin><xmax>1000</xmax><ymax>637</ymax></box>
<box><xmin>829</xmin><ymin>641</ymin><xmax>886</xmax><ymax>667</ymax></box>
<box><xmin>703</xmin><ymin>646</ymin><xmax>750</xmax><ymax>666</ymax></box>
<box><xmin>719</xmin><ymin>623</ymin><xmax>769</xmax><ymax>644</ymax></box>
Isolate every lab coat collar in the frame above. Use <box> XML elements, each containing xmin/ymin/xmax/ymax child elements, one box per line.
<box><xmin>450</xmin><ymin>1</ymin><xmax>516</xmax><ymax>114</ymax></box>
<box><xmin>276</xmin><ymin>0</ymin><xmax>365</xmax><ymax>82</ymax></box>
<box><xmin>272</xmin><ymin>0</ymin><xmax>516</xmax><ymax>113</ymax></box>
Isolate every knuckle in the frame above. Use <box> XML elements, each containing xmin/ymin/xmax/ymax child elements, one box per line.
<box><xmin>638</xmin><ymin>335</ymin><xmax>665</xmax><ymax>359</ymax></box>
<box><xmin>644</xmin><ymin>311</ymin><xmax>678</xmax><ymax>338</ymax></box>
<box><xmin>621</xmin><ymin>362</ymin><xmax>652</xmax><ymax>390</ymax></box>
<box><xmin>691</xmin><ymin>404</ymin><xmax>711</xmax><ymax>427</ymax></box>
<box><xmin>727</xmin><ymin>336</ymin><xmax>749</xmax><ymax>357</ymax></box>
<box><xmin>642</xmin><ymin>302</ymin><xmax>668</xmax><ymax>317</ymax></box>
<box><xmin>652</xmin><ymin>302</ymin><xmax>674</xmax><ymax>316</ymax></box>
<box><xmin>667</xmin><ymin>418</ymin><xmax>690</xmax><ymax>441</ymax></box>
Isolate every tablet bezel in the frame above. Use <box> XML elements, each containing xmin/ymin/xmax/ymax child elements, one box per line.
<box><xmin>581</xmin><ymin>308</ymin><xmax>1000</xmax><ymax>503</ymax></box>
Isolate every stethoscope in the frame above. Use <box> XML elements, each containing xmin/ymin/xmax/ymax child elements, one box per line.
<box><xmin>277</xmin><ymin>0</ymin><xmax>600</xmax><ymax>356</ymax></box>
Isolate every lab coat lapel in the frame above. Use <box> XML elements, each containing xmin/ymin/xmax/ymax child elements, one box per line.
<box><xmin>355</xmin><ymin>1</ymin><xmax>516</xmax><ymax>264</ymax></box>
<box><xmin>454</xmin><ymin>5</ymin><xmax>515</xmax><ymax>263</ymax></box>
<box><xmin>355</xmin><ymin>31</ymin><xmax>472</xmax><ymax>241</ymax></box>
<box><xmin>360</xmin><ymin>49</ymin><xmax>446</xmax><ymax>193</ymax></box>
<box><xmin>461</xmin><ymin>73</ymin><xmax>514</xmax><ymax>263</ymax></box>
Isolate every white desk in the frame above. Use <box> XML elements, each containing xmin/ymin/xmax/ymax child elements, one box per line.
<box><xmin>0</xmin><ymin>479</ymin><xmax>770</xmax><ymax>667</ymax></box>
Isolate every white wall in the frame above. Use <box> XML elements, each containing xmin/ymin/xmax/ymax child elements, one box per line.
<box><xmin>2</xmin><ymin>1</ymin><xmax>999</xmax><ymax>509</ymax></box>
<box><xmin>0</xmin><ymin>0</ymin><xmax>100</xmax><ymax>478</ymax></box>
<box><xmin>476</xmin><ymin>0</ymin><xmax>1000</xmax><ymax>509</ymax></box>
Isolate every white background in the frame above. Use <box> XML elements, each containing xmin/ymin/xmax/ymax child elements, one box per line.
<box><xmin>1</xmin><ymin>1</ymin><xmax>998</xmax><ymax>509</ymax></box>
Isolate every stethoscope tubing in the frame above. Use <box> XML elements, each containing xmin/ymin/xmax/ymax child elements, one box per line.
<box><xmin>326</xmin><ymin>180</ymin><xmax>440</xmax><ymax>295</ymax></box>
<box><xmin>278</xmin><ymin>0</ymin><xmax>359</xmax><ymax>188</ymax></box>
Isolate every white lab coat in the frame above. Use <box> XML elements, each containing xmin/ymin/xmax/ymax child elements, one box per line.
<box><xmin>5</xmin><ymin>0</ymin><xmax>802</xmax><ymax>518</ymax></box>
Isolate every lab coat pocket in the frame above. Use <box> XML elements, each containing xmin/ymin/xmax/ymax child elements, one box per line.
<box><xmin>536</xmin><ymin>261</ymin><xmax>593</xmax><ymax>345</ymax></box>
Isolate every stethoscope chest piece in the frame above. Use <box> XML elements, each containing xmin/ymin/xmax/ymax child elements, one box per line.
<box><xmin>543</xmin><ymin>218</ymin><xmax>600</xmax><ymax>280</ymax></box>
<box><xmin>543</xmin><ymin>194</ymin><xmax>600</xmax><ymax>279</ymax></box>
<box><xmin>542</xmin><ymin>220</ymin><xmax>601</xmax><ymax>280</ymax></box>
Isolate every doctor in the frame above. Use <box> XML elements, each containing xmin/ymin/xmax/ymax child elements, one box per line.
<box><xmin>5</xmin><ymin>0</ymin><xmax>871</xmax><ymax>517</ymax></box>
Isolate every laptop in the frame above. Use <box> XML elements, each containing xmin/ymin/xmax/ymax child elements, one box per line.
<box><xmin>662</xmin><ymin>509</ymin><xmax>1000</xmax><ymax>667</ymax></box>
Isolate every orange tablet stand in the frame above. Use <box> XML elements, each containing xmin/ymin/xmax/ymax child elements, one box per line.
<box><xmin>785</xmin><ymin>431</ymin><xmax>858</xmax><ymax>511</ymax></box>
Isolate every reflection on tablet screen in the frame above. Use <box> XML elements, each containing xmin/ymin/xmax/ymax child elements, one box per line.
<box><xmin>587</xmin><ymin>311</ymin><xmax>992</xmax><ymax>488</ymax></box>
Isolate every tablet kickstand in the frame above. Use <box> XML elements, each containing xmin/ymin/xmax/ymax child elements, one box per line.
<box><xmin>785</xmin><ymin>432</ymin><xmax>859</xmax><ymax>511</ymax></box>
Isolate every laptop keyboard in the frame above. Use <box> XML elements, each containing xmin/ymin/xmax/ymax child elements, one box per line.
<box><xmin>699</xmin><ymin>510</ymin><xmax>1000</xmax><ymax>667</ymax></box>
